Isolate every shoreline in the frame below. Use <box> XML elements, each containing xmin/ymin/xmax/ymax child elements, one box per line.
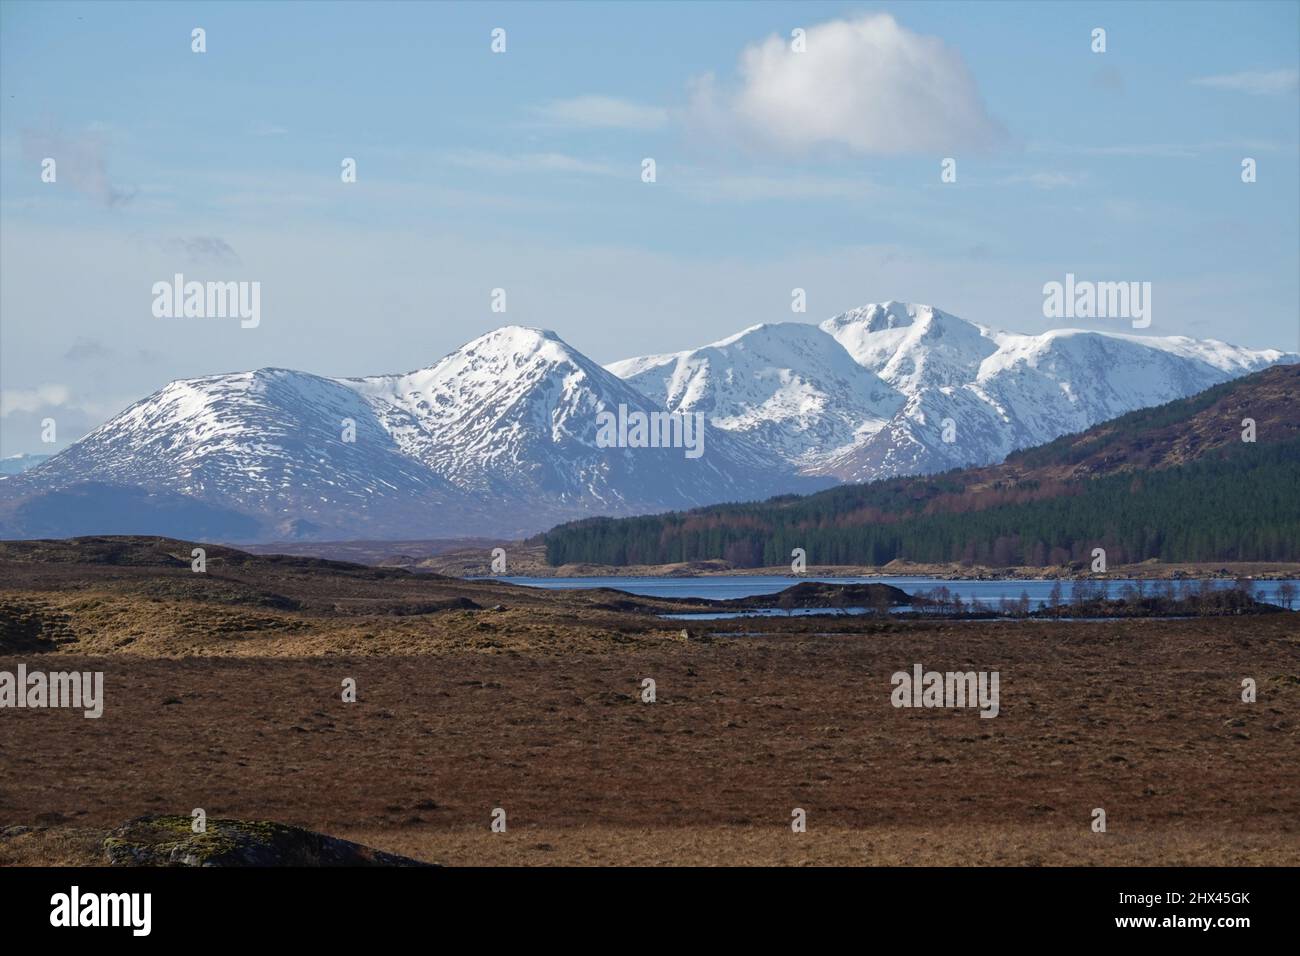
<box><xmin>236</xmin><ymin>540</ymin><xmax>1300</xmax><ymax>581</ymax></box>
<box><xmin>448</xmin><ymin>559</ymin><xmax>1300</xmax><ymax>582</ymax></box>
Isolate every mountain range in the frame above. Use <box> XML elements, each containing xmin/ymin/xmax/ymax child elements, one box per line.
<box><xmin>1</xmin><ymin>302</ymin><xmax>1294</xmax><ymax>541</ymax></box>
<box><xmin>543</xmin><ymin>362</ymin><xmax>1300</xmax><ymax>568</ymax></box>
<box><xmin>618</xmin><ymin>302</ymin><xmax>1291</xmax><ymax>482</ymax></box>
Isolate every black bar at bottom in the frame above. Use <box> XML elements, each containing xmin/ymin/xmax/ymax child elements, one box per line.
<box><xmin>0</xmin><ymin>865</ymin><xmax>1285</xmax><ymax>941</ymax></box>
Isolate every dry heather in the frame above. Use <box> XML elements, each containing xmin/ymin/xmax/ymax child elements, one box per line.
<box><xmin>1</xmin><ymin>538</ymin><xmax>1296</xmax><ymax>866</ymax></box>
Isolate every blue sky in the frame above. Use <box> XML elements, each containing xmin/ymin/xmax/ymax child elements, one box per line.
<box><xmin>2</xmin><ymin>0</ymin><xmax>1298</xmax><ymax>455</ymax></box>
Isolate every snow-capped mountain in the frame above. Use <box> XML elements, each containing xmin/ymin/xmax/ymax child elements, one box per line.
<box><xmin>1</xmin><ymin>304</ymin><xmax>1292</xmax><ymax>542</ymax></box>
<box><xmin>344</xmin><ymin>326</ymin><xmax>811</xmax><ymax>519</ymax></box>
<box><xmin>613</xmin><ymin>301</ymin><xmax>1295</xmax><ymax>483</ymax></box>
<box><xmin>607</xmin><ymin>322</ymin><xmax>901</xmax><ymax>470</ymax></box>
<box><xmin>820</xmin><ymin>301</ymin><xmax>1000</xmax><ymax>393</ymax></box>
<box><xmin>0</xmin><ymin>327</ymin><xmax>824</xmax><ymax>541</ymax></box>
<box><xmin>813</xmin><ymin>305</ymin><xmax>1293</xmax><ymax>481</ymax></box>
<box><xmin>10</xmin><ymin>367</ymin><xmax>478</xmax><ymax>540</ymax></box>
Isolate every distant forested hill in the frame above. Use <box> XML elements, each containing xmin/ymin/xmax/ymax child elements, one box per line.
<box><xmin>543</xmin><ymin>364</ymin><xmax>1300</xmax><ymax>567</ymax></box>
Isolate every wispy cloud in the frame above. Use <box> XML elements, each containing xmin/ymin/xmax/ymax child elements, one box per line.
<box><xmin>675</xmin><ymin>170</ymin><xmax>875</xmax><ymax>202</ymax></box>
<box><xmin>1031</xmin><ymin>139</ymin><xmax>1298</xmax><ymax>159</ymax></box>
<box><xmin>1</xmin><ymin>384</ymin><xmax>72</xmax><ymax>416</ymax></box>
<box><xmin>439</xmin><ymin>150</ymin><xmax>619</xmax><ymax>177</ymax></box>
<box><xmin>0</xmin><ymin>382</ymin><xmax>131</xmax><ymax>453</ymax></box>
<box><xmin>534</xmin><ymin>95</ymin><xmax>669</xmax><ymax>131</ymax></box>
<box><xmin>1076</xmin><ymin>144</ymin><xmax>1200</xmax><ymax>158</ymax></box>
<box><xmin>1192</xmin><ymin>68</ymin><xmax>1300</xmax><ymax>95</ymax></box>
<box><xmin>20</xmin><ymin>126</ymin><xmax>136</xmax><ymax>206</ymax></box>
<box><xmin>62</xmin><ymin>338</ymin><xmax>114</xmax><ymax>362</ymax></box>
<box><xmin>1000</xmin><ymin>171</ymin><xmax>1086</xmax><ymax>190</ymax></box>
<box><xmin>186</xmin><ymin>167</ymin><xmax>558</xmax><ymax>214</ymax></box>
<box><xmin>158</xmin><ymin>236</ymin><xmax>240</xmax><ymax>264</ymax></box>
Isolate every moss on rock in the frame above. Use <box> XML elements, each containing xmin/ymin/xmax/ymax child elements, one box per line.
<box><xmin>102</xmin><ymin>815</ymin><xmax>434</xmax><ymax>867</ymax></box>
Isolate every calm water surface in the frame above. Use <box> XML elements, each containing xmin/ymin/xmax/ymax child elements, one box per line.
<box><xmin>495</xmin><ymin>575</ymin><xmax>1299</xmax><ymax>617</ymax></box>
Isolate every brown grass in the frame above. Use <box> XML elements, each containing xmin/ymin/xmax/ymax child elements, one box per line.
<box><xmin>2</xmin><ymin>620</ymin><xmax>1296</xmax><ymax>866</ymax></box>
<box><xmin>340</xmin><ymin>824</ymin><xmax>1298</xmax><ymax>867</ymax></box>
<box><xmin>2</xmin><ymin>540</ymin><xmax>1295</xmax><ymax>866</ymax></box>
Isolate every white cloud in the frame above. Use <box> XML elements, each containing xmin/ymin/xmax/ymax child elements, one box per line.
<box><xmin>0</xmin><ymin>383</ymin><xmax>131</xmax><ymax>454</ymax></box>
<box><xmin>1</xmin><ymin>384</ymin><xmax>71</xmax><ymax>416</ymax></box>
<box><xmin>0</xmin><ymin>383</ymin><xmax>127</xmax><ymax>420</ymax></box>
<box><xmin>689</xmin><ymin>13</ymin><xmax>1005</xmax><ymax>156</ymax></box>
<box><xmin>535</xmin><ymin>95</ymin><xmax>669</xmax><ymax>131</ymax></box>
<box><xmin>1192</xmin><ymin>68</ymin><xmax>1300</xmax><ymax>95</ymax></box>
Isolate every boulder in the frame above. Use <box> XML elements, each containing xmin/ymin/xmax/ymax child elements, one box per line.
<box><xmin>102</xmin><ymin>815</ymin><xmax>435</xmax><ymax>867</ymax></box>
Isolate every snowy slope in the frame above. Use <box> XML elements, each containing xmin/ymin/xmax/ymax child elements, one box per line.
<box><xmin>820</xmin><ymin>301</ymin><xmax>1000</xmax><ymax>392</ymax></box>
<box><xmin>345</xmin><ymin>326</ymin><xmax>813</xmax><ymax>517</ymax></box>
<box><xmin>816</xmin><ymin>309</ymin><xmax>1294</xmax><ymax>480</ymax></box>
<box><xmin>608</xmin><ymin>322</ymin><xmax>902</xmax><ymax>471</ymax></box>
<box><xmin>618</xmin><ymin>302</ymin><xmax>1296</xmax><ymax>483</ymax></box>
<box><xmin>13</xmin><ymin>368</ymin><xmax>478</xmax><ymax>539</ymax></box>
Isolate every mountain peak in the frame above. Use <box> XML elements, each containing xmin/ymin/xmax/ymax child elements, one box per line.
<box><xmin>459</xmin><ymin>325</ymin><xmax>567</xmax><ymax>354</ymax></box>
<box><xmin>439</xmin><ymin>325</ymin><xmax>595</xmax><ymax>376</ymax></box>
<box><xmin>824</xmin><ymin>301</ymin><xmax>945</xmax><ymax>333</ymax></box>
<box><xmin>357</xmin><ymin>326</ymin><xmax>586</xmax><ymax>394</ymax></box>
<box><xmin>473</xmin><ymin>324</ymin><xmax>560</xmax><ymax>340</ymax></box>
<box><xmin>819</xmin><ymin>301</ymin><xmax>996</xmax><ymax>392</ymax></box>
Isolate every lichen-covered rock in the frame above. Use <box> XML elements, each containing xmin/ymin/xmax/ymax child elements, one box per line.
<box><xmin>102</xmin><ymin>815</ymin><xmax>434</xmax><ymax>867</ymax></box>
